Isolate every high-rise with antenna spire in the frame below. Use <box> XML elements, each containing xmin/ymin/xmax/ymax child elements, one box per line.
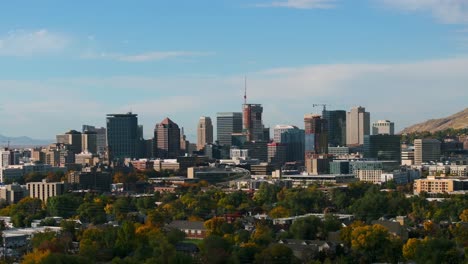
<box><xmin>242</xmin><ymin>77</ymin><xmax>265</xmax><ymax>142</ymax></box>
<box><xmin>244</xmin><ymin>76</ymin><xmax>247</xmax><ymax>105</ymax></box>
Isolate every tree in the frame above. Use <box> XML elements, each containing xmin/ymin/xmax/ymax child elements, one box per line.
<box><xmin>205</xmin><ymin>217</ymin><xmax>227</xmax><ymax>236</ymax></box>
<box><xmin>77</xmin><ymin>198</ymin><xmax>107</xmax><ymax>225</ymax></box>
<box><xmin>114</xmin><ymin>222</ymin><xmax>136</xmax><ymax>258</ymax></box>
<box><xmin>10</xmin><ymin>197</ymin><xmax>45</xmax><ymax>227</ymax></box>
<box><xmin>460</xmin><ymin>209</ymin><xmax>468</xmax><ymax>222</ymax></box>
<box><xmin>254</xmin><ymin>183</ymin><xmax>280</xmax><ymax>206</ymax></box>
<box><xmin>47</xmin><ymin>194</ymin><xmax>83</xmax><ymax>218</ymax></box>
<box><xmin>289</xmin><ymin>216</ymin><xmax>322</xmax><ymax>240</ymax></box>
<box><xmin>403</xmin><ymin>237</ymin><xmax>462</xmax><ymax>264</ymax></box>
<box><xmin>254</xmin><ymin>244</ymin><xmax>298</xmax><ymax>264</ymax></box>
<box><xmin>269</xmin><ymin>206</ymin><xmax>290</xmax><ymax>218</ymax></box>
<box><xmin>200</xmin><ymin>235</ymin><xmax>232</xmax><ymax>264</ymax></box>
<box><xmin>112</xmin><ymin>197</ymin><xmax>137</xmax><ymax>221</ymax></box>
<box><xmin>403</xmin><ymin>238</ymin><xmax>422</xmax><ymax>261</ymax></box>
<box><xmin>350</xmin><ymin>224</ymin><xmax>402</xmax><ymax>263</ymax></box>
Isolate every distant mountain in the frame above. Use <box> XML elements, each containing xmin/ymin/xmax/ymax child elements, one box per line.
<box><xmin>0</xmin><ymin>134</ymin><xmax>52</xmax><ymax>147</ymax></box>
<box><xmin>401</xmin><ymin>108</ymin><xmax>468</xmax><ymax>134</ymax></box>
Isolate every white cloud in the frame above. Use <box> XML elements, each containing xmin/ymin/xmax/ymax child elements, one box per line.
<box><xmin>0</xmin><ymin>29</ymin><xmax>68</xmax><ymax>56</ymax></box>
<box><xmin>0</xmin><ymin>56</ymin><xmax>467</xmax><ymax>138</ymax></box>
<box><xmin>81</xmin><ymin>51</ymin><xmax>213</xmax><ymax>62</ymax></box>
<box><xmin>379</xmin><ymin>0</ymin><xmax>468</xmax><ymax>24</ymax></box>
<box><xmin>256</xmin><ymin>0</ymin><xmax>336</xmax><ymax>9</ymax></box>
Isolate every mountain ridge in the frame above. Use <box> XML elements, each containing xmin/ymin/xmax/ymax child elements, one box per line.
<box><xmin>400</xmin><ymin>108</ymin><xmax>468</xmax><ymax>134</ymax></box>
<box><xmin>0</xmin><ymin>134</ymin><xmax>52</xmax><ymax>147</ymax></box>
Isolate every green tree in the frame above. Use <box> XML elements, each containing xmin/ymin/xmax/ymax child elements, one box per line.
<box><xmin>254</xmin><ymin>244</ymin><xmax>298</xmax><ymax>264</ymax></box>
<box><xmin>114</xmin><ymin>222</ymin><xmax>136</xmax><ymax>258</ymax></box>
<box><xmin>77</xmin><ymin>199</ymin><xmax>106</xmax><ymax>225</ymax></box>
<box><xmin>10</xmin><ymin>197</ymin><xmax>45</xmax><ymax>227</ymax></box>
<box><xmin>253</xmin><ymin>183</ymin><xmax>280</xmax><ymax>207</ymax></box>
<box><xmin>47</xmin><ymin>193</ymin><xmax>83</xmax><ymax>218</ymax></box>
<box><xmin>200</xmin><ymin>235</ymin><xmax>232</xmax><ymax>264</ymax></box>
<box><xmin>289</xmin><ymin>216</ymin><xmax>322</xmax><ymax>240</ymax></box>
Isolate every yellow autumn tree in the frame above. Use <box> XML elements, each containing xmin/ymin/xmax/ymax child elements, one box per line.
<box><xmin>22</xmin><ymin>249</ymin><xmax>51</xmax><ymax>264</ymax></box>
<box><xmin>459</xmin><ymin>209</ymin><xmax>468</xmax><ymax>222</ymax></box>
<box><xmin>269</xmin><ymin>206</ymin><xmax>290</xmax><ymax>218</ymax></box>
<box><xmin>403</xmin><ymin>238</ymin><xmax>422</xmax><ymax>261</ymax></box>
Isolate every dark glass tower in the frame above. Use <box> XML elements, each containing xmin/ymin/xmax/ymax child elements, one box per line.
<box><xmin>106</xmin><ymin>113</ymin><xmax>139</xmax><ymax>160</ymax></box>
<box><xmin>217</xmin><ymin>112</ymin><xmax>243</xmax><ymax>146</ymax></box>
<box><xmin>322</xmin><ymin>110</ymin><xmax>347</xmax><ymax>147</ymax></box>
<box><xmin>364</xmin><ymin>134</ymin><xmax>401</xmax><ymax>162</ymax></box>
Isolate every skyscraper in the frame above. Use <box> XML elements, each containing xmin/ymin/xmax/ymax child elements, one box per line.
<box><xmin>217</xmin><ymin>112</ymin><xmax>243</xmax><ymax>146</ymax></box>
<box><xmin>414</xmin><ymin>139</ymin><xmax>441</xmax><ymax>165</ymax></box>
<box><xmin>106</xmin><ymin>113</ymin><xmax>139</xmax><ymax>160</ymax></box>
<box><xmin>372</xmin><ymin>120</ymin><xmax>395</xmax><ymax>135</ymax></box>
<box><xmin>268</xmin><ymin>142</ymin><xmax>287</xmax><ymax>167</ymax></box>
<box><xmin>346</xmin><ymin>106</ymin><xmax>370</xmax><ymax>146</ymax></box>
<box><xmin>56</xmin><ymin>130</ymin><xmax>82</xmax><ymax>154</ymax></box>
<box><xmin>154</xmin><ymin>118</ymin><xmax>181</xmax><ymax>159</ymax></box>
<box><xmin>243</xmin><ymin>104</ymin><xmax>264</xmax><ymax>141</ymax></box>
<box><xmin>82</xmin><ymin>131</ymin><xmax>97</xmax><ymax>154</ymax></box>
<box><xmin>274</xmin><ymin>125</ymin><xmax>296</xmax><ymax>143</ymax></box>
<box><xmin>304</xmin><ymin>114</ymin><xmax>328</xmax><ymax>157</ymax></box>
<box><xmin>83</xmin><ymin>125</ymin><xmax>107</xmax><ymax>154</ymax></box>
<box><xmin>274</xmin><ymin>125</ymin><xmax>305</xmax><ymax>162</ymax></box>
<box><xmin>364</xmin><ymin>134</ymin><xmax>401</xmax><ymax>162</ymax></box>
<box><xmin>322</xmin><ymin>110</ymin><xmax>347</xmax><ymax>146</ymax></box>
<box><xmin>197</xmin><ymin>116</ymin><xmax>213</xmax><ymax>150</ymax></box>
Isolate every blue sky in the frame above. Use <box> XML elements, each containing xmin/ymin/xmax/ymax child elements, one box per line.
<box><xmin>0</xmin><ymin>0</ymin><xmax>467</xmax><ymax>141</ymax></box>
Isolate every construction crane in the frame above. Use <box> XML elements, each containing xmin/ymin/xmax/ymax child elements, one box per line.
<box><xmin>312</xmin><ymin>104</ymin><xmax>328</xmax><ymax>113</ymax></box>
<box><xmin>2</xmin><ymin>140</ymin><xmax>10</xmax><ymax>150</ymax></box>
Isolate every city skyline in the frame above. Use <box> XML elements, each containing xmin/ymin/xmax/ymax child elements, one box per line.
<box><xmin>1</xmin><ymin>1</ymin><xmax>468</xmax><ymax>140</ymax></box>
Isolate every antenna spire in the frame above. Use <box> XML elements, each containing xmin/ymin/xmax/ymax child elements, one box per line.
<box><xmin>244</xmin><ymin>76</ymin><xmax>247</xmax><ymax>105</ymax></box>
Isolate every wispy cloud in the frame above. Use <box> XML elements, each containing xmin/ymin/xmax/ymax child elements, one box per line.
<box><xmin>1</xmin><ymin>56</ymin><xmax>467</xmax><ymax>138</ymax></box>
<box><xmin>0</xmin><ymin>29</ymin><xmax>69</xmax><ymax>56</ymax></box>
<box><xmin>379</xmin><ymin>0</ymin><xmax>468</xmax><ymax>24</ymax></box>
<box><xmin>256</xmin><ymin>0</ymin><xmax>336</xmax><ymax>9</ymax></box>
<box><xmin>81</xmin><ymin>51</ymin><xmax>213</xmax><ymax>62</ymax></box>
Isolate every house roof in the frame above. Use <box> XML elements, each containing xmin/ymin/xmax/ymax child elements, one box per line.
<box><xmin>168</xmin><ymin>220</ymin><xmax>206</xmax><ymax>230</ymax></box>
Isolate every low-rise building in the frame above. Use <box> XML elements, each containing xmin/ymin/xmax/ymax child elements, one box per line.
<box><xmin>168</xmin><ymin>221</ymin><xmax>208</xmax><ymax>239</ymax></box>
<box><xmin>280</xmin><ymin>173</ymin><xmax>356</xmax><ymax>188</ymax></box>
<box><xmin>26</xmin><ymin>180</ymin><xmax>67</xmax><ymax>202</ymax></box>
<box><xmin>413</xmin><ymin>176</ymin><xmax>468</xmax><ymax>195</ymax></box>
<box><xmin>0</xmin><ymin>184</ymin><xmax>28</xmax><ymax>204</ymax></box>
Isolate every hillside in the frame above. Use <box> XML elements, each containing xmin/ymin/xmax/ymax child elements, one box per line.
<box><xmin>401</xmin><ymin>108</ymin><xmax>468</xmax><ymax>134</ymax></box>
<box><xmin>0</xmin><ymin>134</ymin><xmax>52</xmax><ymax>147</ymax></box>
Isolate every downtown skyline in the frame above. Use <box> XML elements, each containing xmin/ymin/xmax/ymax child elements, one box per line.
<box><xmin>1</xmin><ymin>0</ymin><xmax>468</xmax><ymax>140</ymax></box>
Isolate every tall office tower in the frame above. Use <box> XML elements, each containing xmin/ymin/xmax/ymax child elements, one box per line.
<box><xmin>274</xmin><ymin>125</ymin><xmax>297</xmax><ymax>143</ymax></box>
<box><xmin>346</xmin><ymin>106</ymin><xmax>370</xmax><ymax>146</ymax></box>
<box><xmin>274</xmin><ymin>125</ymin><xmax>305</xmax><ymax>162</ymax></box>
<box><xmin>364</xmin><ymin>135</ymin><xmax>401</xmax><ymax>162</ymax></box>
<box><xmin>83</xmin><ymin>125</ymin><xmax>107</xmax><ymax>154</ymax></box>
<box><xmin>106</xmin><ymin>113</ymin><xmax>139</xmax><ymax>160</ymax></box>
<box><xmin>372</xmin><ymin>120</ymin><xmax>395</xmax><ymax>135</ymax></box>
<box><xmin>197</xmin><ymin>116</ymin><xmax>213</xmax><ymax>150</ymax></box>
<box><xmin>322</xmin><ymin>110</ymin><xmax>347</xmax><ymax>146</ymax></box>
<box><xmin>263</xmin><ymin>127</ymin><xmax>270</xmax><ymax>142</ymax></box>
<box><xmin>154</xmin><ymin>118</ymin><xmax>181</xmax><ymax>159</ymax></box>
<box><xmin>414</xmin><ymin>139</ymin><xmax>441</xmax><ymax>165</ymax></box>
<box><xmin>217</xmin><ymin>112</ymin><xmax>243</xmax><ymax>146</ymax></box>
<box><xmin>243</xmin><ymin>104</ymin><xmax>264</xmax><ymax>141</ymax></box>
<box><xmin>0</xmin><ymin>149</ymin><xmax>10</xmax><ymax>168</ymax></box>
<box><xmin>267</xmin><ymin>142</ymin><xmax>287</xmax><ymax>167</ymax></box>
<box><xmin>304</xmin><ymin>114</ymin><xmax>328</xmax><ymax>157</ymax></box>
<box><xmin>82</xmin><ymin>131</ymin><xmax>97</xmax><ymax>154</ymax></box>
<box><xmin>180</xmin><ymin>127</ymin><xmax>189</xmax><ymax>155</ymax></box>
<box><xmin>56</xmin><ymin>130</ymin><xmax>82</xmax><ymax>154</ymax></box>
